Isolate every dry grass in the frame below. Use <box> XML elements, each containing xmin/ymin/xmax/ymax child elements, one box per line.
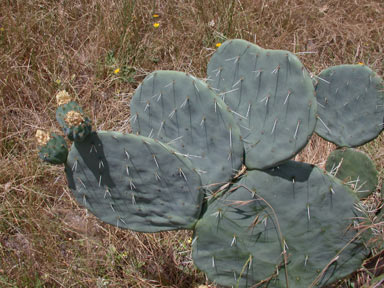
<box><xmin>0</xmin><ymin>0</ymin><xmax>383</xmax><ymax>287</ymax></box>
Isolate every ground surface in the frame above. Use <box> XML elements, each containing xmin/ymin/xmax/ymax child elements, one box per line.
<box><xmin>0</xmin><ymin>0</ymin><xmax>383</xmax><ymax>287</ymax></box>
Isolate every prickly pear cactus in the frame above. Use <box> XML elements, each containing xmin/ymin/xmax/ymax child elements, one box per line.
<box><xmin>130</xmin><ymin>71</ymin><xmax>244</xmax><ymax>190</ymax></box>
<box><xmin>36</xmin><ymin>38</ymin><xmax>383</xmax><ymax>288</ymax></box>
<box><xmin>192</xmin><ymin>161</ymin><xmax>368</xmax><ymax>288</ymax></box>
<box><xmin>315</xmin><ymin>65</ymin><xmax>384</xmax><ymax>147</ymax></box>
<box><xmin>66</xmin><ymin>131</ymin><xmax>204</xmax><ymax>232</ymax></box>
<box><xmin>207</xmin><ymin>39</ymin><xmax>317</xmax><ymax>169</ymax></box>
<box><xmin>326</xmin><ymin>148</ymin><xmax>378</xmax><ymax>199</ymax></box>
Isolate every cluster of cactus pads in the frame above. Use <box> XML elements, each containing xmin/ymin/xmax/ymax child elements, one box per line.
<box><xmin>37</xmin><ymin>39</ymin><xmax>384</xmax><ymax>287</ymax></box>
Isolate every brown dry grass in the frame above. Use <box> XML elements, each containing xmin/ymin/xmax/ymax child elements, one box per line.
<box><xmin>0</xmin><ymin>0</ymin><xmax>383</xmax><ymax>287</ymax></box>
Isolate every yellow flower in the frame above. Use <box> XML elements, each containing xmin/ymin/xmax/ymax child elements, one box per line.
<box><xmin>215</xmin><ymin>43</ymin><xmax>222</xmax><ymax>48</ymax></box>
<box><xmin>153</xmin><ymin>23</ymin><xmax>160</xmax><ymax>28</ymax></box>
<box><xmin>55</xmin><ymin>79</ymin><xmax>61</xmax><ymax>85</ymax></box>
<box><xmin>114</xmin><ymin>68</ymin><xmax>120</xmax><ymax>74</ymax></box>
<box><xmin>0</xmin><ymin>27</ymin><xmax>4</xmax><ymax>32</ymax></box>
<box><xmin>187</xmin><ymin>237</ymin><xmax>192</xmax><ymax>244</ymax></box>
<box><xmin>153</xmin><ymin>14</ymin><xmax>160</xmax><ymax>18</ymax></box>
<box><xmin>357</xmin><ymin>62</ymin><xmax>364</xmax><ymax>65</ymax></box>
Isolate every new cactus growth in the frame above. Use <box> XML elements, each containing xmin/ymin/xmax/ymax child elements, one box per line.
<box><xmin>36</xmin><ymin>40</ymin><xmax>383</xmax><ymax>287</ymax></box>
<box><xmin>56</xmin><ymin>90</ymin><xmax>92</xmax><ymax>142</ymax></box>
<box><xmin>326</xmin><ymin>148</ymin><xmax>379</xmax><ymax>199</ymax></box>
<box><xmin>36</xmin><ymin>130</ymin><xmax>68</xmax><ymax>164</ymax></box>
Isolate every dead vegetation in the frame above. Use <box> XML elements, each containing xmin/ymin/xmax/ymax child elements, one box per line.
<box><xmin>0</xmin><ymin>0</ymin><xmax>383</xmax><ymax>287</ymax></box>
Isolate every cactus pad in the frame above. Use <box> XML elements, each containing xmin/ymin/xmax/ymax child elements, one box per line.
<box><xmin>130</xmin><ymin>70</ymin><xmax>244</xmax><ymax>191</ymax></box>
<box><xmin>207</xmin><ymin>39</ymin><xmax>317</xmax><ymax>169</ymax></box>
<box><xmin>192</xmin><ymin>161</ymin><xmax>367</xmax><ymax>288</ymax></box>
<box><xmin>37</xmin><ymin>133</ymin><xmax>68</xmax><ymax>164</ymax></box>
<box><xmin>315</xmin><ymin>65</ymin><xmax>384</xmax><ymax>147</ymax></box>
<box><xmin>65</xmin><ymin>131</ymin><xmax>204</xmax><ymax>232</ymax></box>
<box><xmin>326</xmin><ymin>148</ymin><xmax>378</xmax><ymax>199</ymax></box>
<box><xmin>56</xmin><ymin>101</ymin><xmax>92</xmax><ymax>142</ymax></box>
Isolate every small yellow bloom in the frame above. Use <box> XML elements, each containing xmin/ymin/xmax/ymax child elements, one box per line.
<box><xmin>0</xmin><ymin>27</ymin><xmax>4</xmax><ymax>32</ymax></box>
<box><xmin>357</xmin><ymin>62</ymin><xmax>364</xmax><ymax>65</ymax></box>
<box><xmin>153</xmin><ymin>23</ymin><xmax>160</xmax><ymax>28</ymax></box>
<box><xmin>55</xmin><ymin>79</ymin><xmax>61</xmax><ymax>85</ymax></box>
<box><xmin>187</xmin><ymin>237</ymin><xmax>192</xmax><ymax>244</ymax></box>
<box><xmin>153</xmin><ymin>14</ymin><xmax>160</xmax><ymax>18</ymax></box>
<box><xmin>114</xmin><ymin>68</ymin><xmax>120</xmax><ymax>74</ymax></box>
<box><xmin>215</xmin><ymin>43</ymin><xmax>222</xmax><ymax>48</ymax></box>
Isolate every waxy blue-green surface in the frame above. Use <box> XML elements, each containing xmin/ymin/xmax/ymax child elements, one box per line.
<box><xmin>65</xmin><ymin>131</ymin><xmax>204</xmax><ymax>232</ymax></box>
<box><xmin>315</xmin><ymin>65</ymin><xmax>384</xmax><ymax>147</ymax></box>
<box><xmin>192</xmin><ymin>161</ymin><xmax>367</xmax><ymax>287</ymax></box>
<box><xmin>130</xmin><ymin>70</ymin><xmax>244</xmax><ymax>192</ymax></box>
<box><xmin>38</xmin><ymin>133</ymin><xmax>68</xmax><ymax>164</ymax></box>
<box><xmin>207</xmin><ymin>39</ymin><xmax>317</xmax><ymax>169</ymax></box>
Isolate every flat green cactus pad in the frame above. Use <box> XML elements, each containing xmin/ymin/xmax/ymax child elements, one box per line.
<box><xmin>38</xmin><ymin>133</ymin><xmax>68</xmax><ymax>164</ymax></box>
<box><xmin>130</xmin><ymin>70</ymin><xmax>244</xmax><ymax>192</ymax></box>
<box><xmin>315</xmin><ymin>65</ymin><xmax>384</xmax><ymax>147</ymax></box>
<box><xmin>326</xmin><ymin>148</ymin><xmax>378</xmax><ymax>199</ymax></box>
<box><xmin>65</xmin><ymin>131</ymin><xmax>204</xmax><ymax>232</ymax></box>
<box><xmin>207</xmin><ymin>39</ymin><xmax>317</xmax><ymax>169</ymax></box>
<box><xmin>192</xmin><ymin>161</ymin><xmax>367</xmax><ymax>288</ymax></box>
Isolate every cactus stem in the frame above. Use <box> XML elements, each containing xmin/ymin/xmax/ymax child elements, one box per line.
<box><xmin>271</xmin><ymin>119</ymin><xmax>278</xmax><ymax>135</ymax></box>
<box><xmin>316</xmin><ymin>116</ymin><xmax>332</xmax><ymax>133</ymax></box>
<box><xmin>294</xmin><ymin>120</ymin><xmax>301</xmax><ymax>139</ymax></box>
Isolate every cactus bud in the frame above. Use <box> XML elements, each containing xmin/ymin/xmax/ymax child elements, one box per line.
<box><xmin>56</xmin><ymin>90</ymin><xmax>72</xmax><ymax>106</ymax></box>
<box><xmin>35</xmin><ymin>129</ymin><xmax>51</xmax><ymax>146</ymax></box>
<box><xmin>65</xmin><ymin>111</ymin><xmax>84</xmax><ymax>127</ymax></box>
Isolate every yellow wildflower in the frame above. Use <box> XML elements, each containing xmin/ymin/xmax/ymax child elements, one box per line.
<box><xmin>55</xmin><ymin>79</ymin><xmax>61</xmax><ymax>85</ymax></box>
<box><xmin>216</xmin><ymin>43</ymin><xmax>222</xmax><ymax>48</ymax></box>
<box><xmin>357</xmin><ymin>62</ymin><xmax>364</xmax><ymax>65</ymax></box>
<box><xmin>56</xmin><ymin>90</ymin><xmax>72</xmax><ymax>106</ymax></box>
<box><xmin>153</xmin><ymin>23</ymin><xmax>160</xmax><ymax>28</ymax></box>
<box><xmin>35</xmin><ymin>130</ymin><xmax>51</xmax><ymax>146</ymax></box>
<box><xmin>187</xmin><ymin>237</ymin><xmax>192</xmax><ymax>244</ymax></box>
<box><xmin>0</xmin><ymin>27</ymin><xmax>4</xmax><ymax>32</ymax></box>
<box><xmin>153</xmin><ymin>14</ymin><xmax>160</xmax><ymax>18</ymax></box>
<box><xmin>114</xmin><ymin>68</ymin><xmax>120</xmax><ymax>74</ymax></box>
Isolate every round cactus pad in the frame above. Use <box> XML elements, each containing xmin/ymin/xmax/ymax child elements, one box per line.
<box><xmin>315</xmin><ymin>65</ymin><xmax>384</xmax><ymax>147</ymax></box>
<box><xmin>192</xmin><ymin>161</ymin><xmax>367</xmax><ymax>288</ymax></box>
<box><xmin>38</xmin><ymin>133</ymin><xmax>68</xmax><ymax>164</ymax></box>
<box><xmin>65</xmin><ymin>131</ymin><xmax>204</xmax><ymax>232</ymax></box>
<box><xmin>130</xmin><ymin>71</ymin><xmax>244</xmax><ymax>191</ymax></box>
<box><xmin>207</xmin><ymin>39</ymin><xmax>317</xmax><ymax>169</ymax></box>
<box><xmin>326</xmin><ymin>148</ymin><xmax>378</xmax><ymax>199</ymax></box>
